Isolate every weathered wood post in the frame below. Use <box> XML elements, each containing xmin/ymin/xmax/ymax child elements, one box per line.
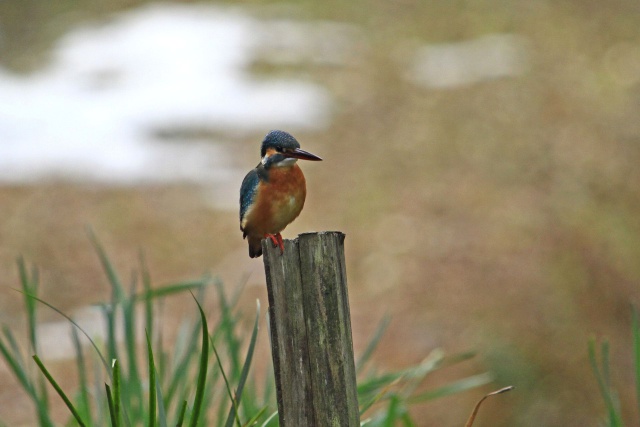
<box><xmin>262</xmin><ymin>231</ymin><xmax>360</xmax><ymax>427</ymax></box>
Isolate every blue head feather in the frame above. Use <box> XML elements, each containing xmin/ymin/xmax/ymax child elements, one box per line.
<box><xmin>260</xmin><ymin>130</ymin><xmax>300</xmax><ymax>158</ymax></box>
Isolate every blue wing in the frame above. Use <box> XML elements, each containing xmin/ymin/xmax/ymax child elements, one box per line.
<box><xmin>240</xmin><ymin>168</ymin><xmax>260</xmax><ymax>232</ymax></box>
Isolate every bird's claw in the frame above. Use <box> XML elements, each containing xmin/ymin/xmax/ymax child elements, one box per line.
<box><xmin>265</xmin><ymin>233</ymin><xmax>285</xmax><ymax>255</ymax></box>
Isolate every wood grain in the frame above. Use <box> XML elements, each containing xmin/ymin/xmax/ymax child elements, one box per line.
<box><xmin>262</xmin><ymin>231</ymin><xmax>359</xmax><ymax>427</ymax></box>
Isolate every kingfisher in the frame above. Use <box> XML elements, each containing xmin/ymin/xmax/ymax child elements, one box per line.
<box><xmin>240</xmin><ymin>130</ymin><xmax>322</xmax><ymax>258</ymax></box>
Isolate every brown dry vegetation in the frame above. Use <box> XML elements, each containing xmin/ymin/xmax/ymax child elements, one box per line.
<box><xmin>1</xmin><ymin>0</ymin><xmax>640</xmax><ymax>426</ymax></box>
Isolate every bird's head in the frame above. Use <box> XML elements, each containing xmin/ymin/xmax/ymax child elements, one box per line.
<box><xmin>260</xmin><ymin>130</ymin><xmax>322</xmax><ymax>168</ymax></box>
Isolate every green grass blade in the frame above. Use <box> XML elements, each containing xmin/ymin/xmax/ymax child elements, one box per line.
<box><xmin>87</xmin><ymin>228</ymin><xmax>124</xmax><ymax>301</ymax></box>
<box><xmin>357</xmin><ymin>370</ymin><xmax>411</xmax><ymax>396</ymax></box>
<box><xmin>19</xmin><ymin>290</ymin><xmax>110</xmax><ymax>371</ymax></box>
<box><xmin>602</xmin><ymin>340</ymin><xmax>612</xmax><ymax>390</ymax></box>
<box><xmin>358</xmin><ymin>394</ymin><xmax>381</xmax><ymax>417</ymax></box>
<box><xmin>224</xmin><ymin>300</ymin><xmax>261</xmax><ymax>427</ymax></box>
<box><xmin>33</xmin><ymin>355</ymin><xmax>86</xmax><ymax>426</ymax></box>
<box><xmin>71</xmin><ymin>326</ymin><xmax>92</xmax><ymax>423</ymax></box>
<box><xmin>359</xmin><ymin>350</ymin><xmax>472</xmax><ymax>395</ymax></box>
<box><xmin>106</xmin><ymin>384</ymin><xmax>117</xmax><ymax>427</ymax></box>
<box><xmin>89</xmin><ymin>230</ymin><xmax>124</xmax><ymax>369</ymax></box>
<box><xmin>201</xmin><ymin>346</ymin><xmax>226</xmax><ymax>426</ymax></box>
<box><xmin>188</xmin><ymin>297</ymin><xmax>209</xmax><ymax>427</ymax></box>
<box><xmin>441</xmin><ymin>351</ymin><xmax>477</xmax><ymax>367</ymax></box>
<box><xmin>93</xmin><ymin>356</ymin><xmax>106</xmax><ymax>423</ymax></box>
<box><xmin>399</xmin><ymin>349</ymin><xmax>445</xmax><ymax>399</ymax></box>
<box><xmin>155</xmin><ymin>302</ymin><xmax>167</xmax><ymax>393</ymax></box>
<box><xmin>214</xmin><ymin>280</ymin><xmax>241</xmax><ymax>380</ymax></box>
<box><xmin>211</xmin><ymin>338</ymin><xmax>240</xmax><ymax>427</ymax></box>
<box><xmin>0</xmin><ymin>336</ymin><xmax>29</xmax><ymax>390</ymax></box>
<box><xmin>356</xmin><ymin>314</ymin><xmax>391</xmax><ymax>373</ymax></box>
<box><xmin>358</xmin><ymin>372</ymin><xmax>401</xmax><ymax>416</ymax></box>
<box><xmin>1</xmin><ymin>331</ymin><xmax>53</xmax><ymax>426</ymax></box>
<box><xmin>259</xmin><ymin>411</ymin><xmax>278</xmax><ymax>427</ymax></box>
<box><xmin>408</xmin><ymin>372</ymin><xmax>493</xmax><ymax>402</ymax></box>
<box><xmin>134</xmin><ymin>280</ymin><xmax>211</xmax><ymax>302</ymax></box>
<box><xmin>166</xmin><ymin>320</ymin><xmax>201</xmax><ymax>405</ymax></box>
<box><xmin>358</xmin><ymin>349</ymin><xmax>478</xmax><ymax>417</ymax></box>
<box><xmin>632</xmin><ymin>305</ymin><xmax>640</xmax><ymax>420</ymax></box>
<box><xmin>382</xmin><ymin>394</ymin><xmax>400</xmax><ymax>427</ymax></box>
<box><xmin>17</xmin><ymin>257</ymin><xmax>39</xmax><ymax>352</ymax></box>
<box><xmin>588</xmin><ymin>338</ymin><xmax>623</xmax><ymax>427</ymax></box>
<box><xmin>262</xmin><ymin>368</ymin><xmax>275</xmax><ymax>410</ymax></box>
<box><xmin>588</xmin><ymin>339</ymin><xmax>608</xmax><ymax>405</ymax></box>
<box><xmin>241</xmin><ymin>406</ymin><xmax>268</xmax><ymax>427</ymax></box>
<box><xmin>400</xmin><ymin>410</ymin><xmax>416</xmax><ymax>427</ymax></box>
<box><xmin>146</xmin><ymin>331</ymin><xmax>157</xmax><ymax>427</ymax></box>
<box><xmin>175</xmin><ymin>401</ymin><xmax>188</xmax><ymax>427</ymax></box>
<box><xmin>16</xmin><ymin>259</ymin><xmax>53</xmax><ymax>420</ymax></box>
<box><xmin>2</xmin><ymin>326</ymin><xmax>27</xmax><ymax>378</ymax></box>
<box><xmin>100</xmin><ymin>303</ymin><xmax>119</xmax><ymax>371</ymax></box>
<box><xmin>156</xmin><ymin>376</ymin><xmax>168</xmax><ymax>427</ymax></box>
<box><xmin>123</xmin><ymin>278</ymin><xmax>142</xmax><ymax>420</ymax></box>
<box><xmin>140</xmin><ymin>252</ymin><xmax>154</xmax><ymax>351</ymax></box>
<box><xmin>113</xmin><ymin>359</ymin><xmax>122</xmax><ymax>427</ymax></box>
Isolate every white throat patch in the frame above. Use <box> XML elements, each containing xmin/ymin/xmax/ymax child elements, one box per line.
<box><xmin>276</xmin><ymin>157</ymin><xmax>298</xmax><ymax>167</ymax></box>
<box><xmin>262</xmin><ymin>156</ymin><xmax>297</xmax><ymax>167</ymax></box>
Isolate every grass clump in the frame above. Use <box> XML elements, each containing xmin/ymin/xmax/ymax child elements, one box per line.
<box><xmin>0</xmin><ymin>236</ymin><xmax>498</xmax><ymax>426</ymax></box>
<box><xmin>588</xmin><ymin>306</ymin><xmax>640</xmax><ymax>427</ymax></box>
<box><xmin>0</xmin><ymin>236</ymin><xmax>272</xmax><ymax>427</ymax></box>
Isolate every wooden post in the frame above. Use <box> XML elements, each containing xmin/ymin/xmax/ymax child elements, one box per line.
<box><xmin>262</xmin><ymin>231</ymin><xmax>360</xmax><ymax>427</ymax></box>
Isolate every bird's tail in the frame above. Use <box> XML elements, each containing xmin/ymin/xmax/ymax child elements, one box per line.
<box><xmin>248</xmin><ymin>236</ymin><xmax>263</xmax><ymax>258</ymax></box>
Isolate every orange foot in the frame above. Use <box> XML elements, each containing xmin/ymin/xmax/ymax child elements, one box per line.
<box><xmin>265</xmin><ymin>233</ymin><xmax>285</xmax><ymax>255</ymax></box>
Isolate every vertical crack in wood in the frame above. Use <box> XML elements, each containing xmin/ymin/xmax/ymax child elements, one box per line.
<box><xmin>263</xmin><ymin>232</ymin><xmax>359</xmax><ymax>427</ymax></box>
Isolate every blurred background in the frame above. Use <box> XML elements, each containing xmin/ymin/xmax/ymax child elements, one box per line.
<box><xmin>1</xmin><ymin>0</ymin><xmax>639</xmax><ymax>425</ymax></box>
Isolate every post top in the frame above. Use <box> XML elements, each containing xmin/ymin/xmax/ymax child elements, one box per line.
<box><xmin>297</xmin><ymin>231</ymin><xmax>345</xmax><ymax>238</ymax></box>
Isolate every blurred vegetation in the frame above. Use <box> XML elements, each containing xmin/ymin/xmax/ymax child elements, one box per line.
<box><xmin>588</xmin><ymin>306</ymin><xmax>640</xmax><ymax>427</ymax></box>
<box><xmin>1</xmin><ymin>241</ymin><xmax>275</xmax><ymax>427</ymax></box>
<box><xmin>1</xmin><ymin>0</ymin><xmax>639</xmax><ymax>425</ymax></box>
<box><xmin>0</xmin><ymin>242</ymin><xmax>494</xmax><ymax>426</ymax></box>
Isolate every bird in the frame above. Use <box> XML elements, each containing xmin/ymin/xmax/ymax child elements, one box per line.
<box><xmin>240</xmin><ymin>130</ymin><xmax>322</xmax><ymax>258</ymax></box>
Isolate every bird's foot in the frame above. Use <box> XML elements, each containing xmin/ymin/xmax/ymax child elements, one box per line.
<box><xmin>265</xmin><ymin>233</ymin><xmax>285</xmax><ymax>255</ymax></box>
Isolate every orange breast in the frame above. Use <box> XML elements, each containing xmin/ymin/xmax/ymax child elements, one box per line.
<box><xmin>244</xmin><ymin>164</ymin><xmax>307</xmax><ymax>237</ymax></box>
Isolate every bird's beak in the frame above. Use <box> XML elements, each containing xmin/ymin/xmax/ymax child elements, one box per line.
<box><xmin>284</xmin><ymin>148</ymin><xmax>323</xmax><ymax>161</ymax></box>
